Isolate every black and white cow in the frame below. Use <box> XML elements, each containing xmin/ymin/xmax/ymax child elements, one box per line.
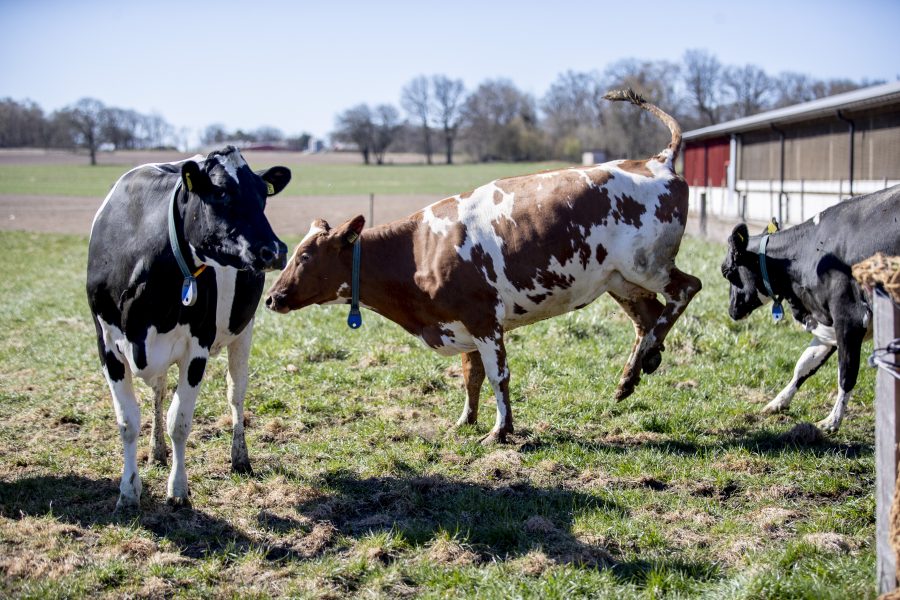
<box><xmin>721</xmin><ymin>185</ymin><xmax>900</xmax><ymax>431</ymax></box>
<box><xmin>87</xmin><ymin>146</ymin><xmax>290</xmax><ymax>509</ymax></box>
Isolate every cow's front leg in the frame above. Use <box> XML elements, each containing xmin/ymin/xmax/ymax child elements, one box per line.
<box><xmin>455</xmin><ymin>350</ymin><xmax>485</xmax><ymax>429</ymax></box>
<box><xmin>104</xmin><ymin>357</ymin><xmax>142</xmax><ymax>510</ymax></box>
<box><xmin>148</xmin><ymin>374</ymin><xmax>168</xmax><ymax>466</ymax></box>
<box><xmin>227</xmin><ymin>324</ymin><xmax>253</xmax><ymax>474</ymax></box>
<box><xmin>166</xmin><ymin>354</ymin><xmax>207</xmax><ymax>506</ymax></box>
<box><xmin>474</xmin><ymin>332</ymin><xmax>513</xmax><ymax>444</ymax></box>
<box><xmin>763</xmin><ymin>337</ymin><xmax>835</xmax><ymax>414</ymax></box>
<box><xmin>817</xmin><ymin>323</ymin><xmax>865</xmax><ymax>433</ymax></box>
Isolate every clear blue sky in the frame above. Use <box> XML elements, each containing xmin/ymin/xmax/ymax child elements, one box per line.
<box><xmin>2</xmin><ymin>0</ymin><xmax>898</xmax><ymax>142</ymax></box>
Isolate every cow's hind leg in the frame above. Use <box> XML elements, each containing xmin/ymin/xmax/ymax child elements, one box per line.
<box><xmin>474</xmin><ymin>332</ymin><xmax>513</xmax><ymax>444</ymax></box>
<box><xmin>148</xmin><ymin>374</ymin><xmax>168</xmax><ymax>466</ymax></box>
<box><xmin>454</xmin><ymin>350</ymin><xmax>485</xmax><ymax>429</ymax></box>
<box><xmin>763</xmin><ymin>337</ymin><xmax>835</xmax><ymax>414</ymax></box>
<box><xmin>166</xmin><ymin>353</ymin><xmax>207</xmax><ymax>506</ymax></box>
<box><xmin>610</xmin><ymin>291</ymin><xmax>664</xmax><ymax>400</ymax></box>
<box><xmin>227</xmin><ymin>324</ymin><xmax>253</xmax><ymax>474</ymax></box>
<box><xmin>636</xmin><ymin>267</ymin><xmax>702</xmax><ymax>376</ymax></box>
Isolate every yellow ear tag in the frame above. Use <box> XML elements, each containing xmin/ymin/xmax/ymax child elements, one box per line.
<box><xmin>736</xmin><ymin>232</ymin><xmax>744</xmax><ymax>242</ymax></box>
<box><xmin>266</xmin><ymin>182</ymin><xmax>275</xmax><ymax>196</ymax></box>
<box><xmin>184</xmin><ymin>172</ymin><xmax>193</xmax><ymax>192</ymax></box>
<box><xmin>767</xmin><ymin>222</ymin><xmax>778</xmax><ymax>234</ymax></box>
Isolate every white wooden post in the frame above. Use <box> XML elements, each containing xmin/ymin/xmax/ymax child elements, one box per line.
<box><xmin>876</xmin><ymin>287</ymin><xmax>900</xmax><ymax>594</ymax></box>
<box><xmin>368</xmin><ymin>193</ymin><xmax>374</xmax><ymax>228</ymax></box>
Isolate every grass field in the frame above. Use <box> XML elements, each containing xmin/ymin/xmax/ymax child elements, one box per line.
<box><xmin>0</xmin><ymin>161</ymin><xmax>569</xmax><ymax>198</ymax></box>
<box><xmin>0</xmin><ymin>228</ymin><xmax>877</xmax><ymax>598</ymax></box>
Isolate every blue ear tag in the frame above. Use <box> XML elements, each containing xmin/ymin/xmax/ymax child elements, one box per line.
<box><xmin>347</xmin><ymin>309</ymin><xmax>362</xmax><ymax>329</ymax></box>
<box><xmin>181</xmin><ymin>276</ymin><xmax>198</xmax><ymax>307</ymax></box>
<box><xmin>772</xmin><ymin>302</ymin><xmax>784</xmax><ymax>322</ymax></box>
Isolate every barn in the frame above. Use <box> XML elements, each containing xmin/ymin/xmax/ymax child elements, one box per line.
<box><xmin>682</xmin><ymin>80</ymin><xmax>900</xmax><ymax>226</ymax></box>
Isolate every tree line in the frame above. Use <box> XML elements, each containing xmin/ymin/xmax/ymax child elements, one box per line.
<box><xmin>333</xmin><ymin>49</ymin><xmax>884</xmax><ymax>164</ymax></box>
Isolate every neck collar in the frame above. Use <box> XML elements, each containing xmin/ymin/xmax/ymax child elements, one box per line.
<box><xmin>758</xmin><ymin>234</ymin><xmax>784</xmax><ymax>322</ymax></box>
<box><xmin>168</xmin><ymin>181</ymin><xmax>207</xmax><ymax>307</ymax></box>
<box><xmin>347</xmin><ymin>237</ymin><xmax>362</xmax><ymax>328</ymax></box>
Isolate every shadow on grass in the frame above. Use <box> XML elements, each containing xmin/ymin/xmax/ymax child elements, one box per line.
<box><xmin>0</xmin><ymin>471</ymin><xmax>722</xmax><ymax>587</ymax></box>
<box><xmin>520</xmin><ymin>425</ymin><xmax>872</xmax><ymax>460</ymax></box>
<box><xmin>0</xmin><ymin>474</ymin><xmax>297</xmax><ymax>560</ymax></box>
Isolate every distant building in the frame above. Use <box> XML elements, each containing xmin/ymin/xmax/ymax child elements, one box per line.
<box><xmin>682</xmin><ymin>81</ymin><xmax>900</xmax><ymax>225</ymax></box>
<box><xmin>582</xmin><ymin>150</ymin><xmax>607</xmax><ymax>166</ymax></box>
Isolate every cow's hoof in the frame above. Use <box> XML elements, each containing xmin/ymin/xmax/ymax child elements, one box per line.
<box><xmin>615</xmin><ymin>379</ymin><xmax>637</xmax><ymax>401</ymax></box>
<box><xmin>815</xmin><ymin>419</ymin><xmax>839</xmax><ymax>434</ymax></box>
<box><xmin>761</xmin><ymin>400</ymin><xmax>789</xmax><ymax>414</ymax></box>
<box><xmin>641</xmin><ymin>349</ymin><xmax>663</xmax><ymax>374</ymax></box>
<box><xmin>115</xmin><ymin>495</ymin><xmax>140</xmax><ymax>512</ymax></box>
<box><xmin>479</xmin><ymin>429</ymin><xmax>511</xmax><ymax>445</ymax></box>
<box><xmin>231</xmin><ymin>460</ymin><xmax>253</xmax><ymax>475</ymax></box>
<box><xmin>166</xmin><ymin>495</ymin><xmax>192</xmax><ymax>510</ymax></box>
<box><xmin>453</xmin><ymin>416</ymin><xmax>478</xmax><ymax>430</ymax></box>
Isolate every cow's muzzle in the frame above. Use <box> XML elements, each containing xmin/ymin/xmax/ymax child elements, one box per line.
<box><xmin>265</xmin><ymin>292</ymin><xmax>289</xmax><ymax>313</ymax></box>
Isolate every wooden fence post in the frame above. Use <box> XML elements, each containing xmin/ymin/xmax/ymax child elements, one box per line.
<box><xmin>369</xmin><ymin>193</ymin><xmax>374</xmax><ymax>228</ymax></box>
<box><xmin>876</xmin><ymin>287</ymin><xmax>900</xmax><ymax>594</ymax></box>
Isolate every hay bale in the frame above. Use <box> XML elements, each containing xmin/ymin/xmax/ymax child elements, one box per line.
<box><xmin>851</xmin><ymin>253</ymin><xmax>900</xmax><ymax>304</ymax></box>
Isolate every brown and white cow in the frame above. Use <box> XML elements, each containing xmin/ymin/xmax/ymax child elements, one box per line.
<box><xmin>266</xmin><ymin>90</ymin><xmax>701</xmax><ymax>443</ymax></box>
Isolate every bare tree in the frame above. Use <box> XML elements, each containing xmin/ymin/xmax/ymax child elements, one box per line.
<box><xmin>371</xmin><ymin>104</ymin><xmax>401</xmax><ymax>165</ymax></box>
<box><xmin>461</xmin><ymin>79</ymin><xmax>545</xmax><ymax>162</ymax></box>
<box><xmin>201</xmin><ymin>124</ymin><xmax>229</xmax><ymax>146</ymax></box>
<box><xmin>722</xmin><ymin>64</ymin><xmax>773</xmax><ymax>118</ymax></box>
<box><xmin>333</xmin><ymin>104</ymin><xmax>374</xmax><ymax>164</ymax></box>
<box><xmin>0</xmin><ymin>98</ymin><xmax>46</xmax><ymax>147</ymax></box>
<box><xmin>432</xmin><ymin>75</ymin><xmax>465</xmax><ymax>164</ymax></box>
<box><xmin>401</xmin><ymin>76</ymin><xmax>434</xmax><ymax>164</ymax></box>
<box><xmin>601</xmin><ymin>59</ymin><xmax>682</xmax><ymax>158</ymax></box>
<box><xmin>541</xmin><ymin>70</ymin><xmax>604</xmax><ymax>160</ymax></box>
<box><xmin>63</xmin><ymin>98</ymin><xmax>107</xmax><ymax>165</ymax></box>
<box><xmin>683</xmin><ymin>49</ymin><xmax>723</xmax><ymax>126</ymax></box>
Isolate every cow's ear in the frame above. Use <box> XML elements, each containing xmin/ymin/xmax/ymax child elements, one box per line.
<box><xmin>729</xmin><ymin>223</ymin><xmax>749</xmax><ymax>253</ymax></box>
<box><xmin>258</xmin><ymin>166</ymin><xmax>292</xmax><ymax>196</ymax></box>
<box><xmin>181</xmin><ymin>160</ymin><xmax>210</xmax><ymax>194</ymax></box>
<box><xmin>331</xmin><ymin>215</ymin><xmax>366</xmax><ymax>246</ymax></box>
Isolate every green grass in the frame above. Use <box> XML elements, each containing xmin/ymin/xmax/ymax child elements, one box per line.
<box><xmin>0</xmin><ymin>161</ymin><xmax>569</xmax><ymax>198</ymax></box>
<box><xmin>0</xmin><ymin>230</ymin><xmax>877</xmax><ymax>598</ymax></box>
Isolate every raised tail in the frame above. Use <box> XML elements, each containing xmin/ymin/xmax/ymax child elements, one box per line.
<box><xmin>603</xmin><ymin>88</ymin><xmax>682</xmax><ymax>164</ymax></box>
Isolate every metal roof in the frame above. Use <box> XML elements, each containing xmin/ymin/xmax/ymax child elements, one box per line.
<box><xmin>683</xmin><ymin>80</ymin><xmax>900</xmax><ymax>141</ymax></box>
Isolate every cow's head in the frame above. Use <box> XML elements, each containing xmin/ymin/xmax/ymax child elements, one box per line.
<box><xmin>721</xmin><ymin>223</ymin><xmax>769</xmax><ymax>320</ymax></box>
<box><xmin>265</xmin><ymin>215</ymin><xmax>366</xmax><ymax>313</ymax></box>
<box><xmin>180</xmin><ymin>146</ymin><xmax>290</xmax><ymax>271</ymax></box>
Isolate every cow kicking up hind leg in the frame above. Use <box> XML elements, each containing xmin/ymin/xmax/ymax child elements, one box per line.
<box><xmin>628</xmin><ymin>267</ymin><xmax>702</xmax><ymax>390</ymax></box>
<box><xmin>610</xmin><ymin>289</ymin><xmax>664</xmax><ymax>400</ymax></box>
<box><xmin>474</xmin><ymin>332</ymin><xmax>513</xmax><ymax>445</ymax></box>
<box><xmin>454</xmin><ymin>350</ymin><xmax>485</xmax><ymax>429</ymax></box>
<box><xmin>166</xmin><ymin>352</ymin><xmax>208</xmax><ymax>507</ymax></box>
<box><xmin>227</xmin><ymin>324</ymin><xmax>254</xmax><ymax>474</ymax></box>
<box><xmin>148</xmin><ymin>375</ymin><xmax>168</xmax><ymax>466</ymax></box>
<box><xmin>762</xmin><ymin>336</ymin><xmax>836</xmax><ymax>414</ymax></box>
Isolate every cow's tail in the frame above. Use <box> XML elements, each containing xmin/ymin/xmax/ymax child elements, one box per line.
<box><xmin>603</xmin><ymin>88</ymin><xmax>682</xmax><ymax>166</ymax></box>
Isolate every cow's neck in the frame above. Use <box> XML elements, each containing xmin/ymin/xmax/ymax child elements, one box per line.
<box><xmin>355</xmin><ymin>223</ymin><xmax>429</xmax><ymax>334</ymax></box>
<box><xmin>755</xmin><ymin>229</ymin><xmax>809</xmax><ymax>321</ymax></box>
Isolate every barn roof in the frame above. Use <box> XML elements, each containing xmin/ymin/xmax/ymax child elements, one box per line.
<box><xmin>683</xmin><ymin>80</ymin><xmax>900</xmax><ymax>142</ymax></box>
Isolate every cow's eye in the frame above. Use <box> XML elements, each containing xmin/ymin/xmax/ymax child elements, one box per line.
<box><xmin>217</xmin><ymin>191</ymin><xmax>229</xmax><ymax>202</ymax></box>
<box><xmin>299</xmin><ymin>253</ymin><xmax>311</xmax><ymax>264</ymax></box>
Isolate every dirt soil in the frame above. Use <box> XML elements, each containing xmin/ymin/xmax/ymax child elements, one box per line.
<box><xmin>0</xmin><ymin>194</ymin><xmax>445</xmax><ymax>237</ymax></box>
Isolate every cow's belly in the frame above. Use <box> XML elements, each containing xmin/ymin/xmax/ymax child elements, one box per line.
<box><xmin>500</xmin><ymin>270</ymin><xmax>614</xmax><ymax>330</ymax></box>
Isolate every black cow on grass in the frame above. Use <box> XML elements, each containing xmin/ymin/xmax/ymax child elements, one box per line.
<box><xmin>87</xmin><ymin>147</ymin><xmax>290</xmax><ymax>509</ymax></box>
<box><xmin>721</xmin><ymin>184</ymin><xmax>900</xmax><ymax>432</ymax></box>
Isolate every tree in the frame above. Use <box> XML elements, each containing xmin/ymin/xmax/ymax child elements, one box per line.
<box><xmin>722</xmin><ymin>64</ymin><xmax>773</xmax><ymax>118</ymax></box>
<box><xmin>63</xmin><ymin>98</ymin><xmax>106</xmax><ymax>165</ymax></box>
<box><xmin>333</xmin><ymin>104</ymin><xmax>374</xmax><ymax>164</ymax></box>
<box><xmin>254</xmin><ymin>126</ymin><xmax>284</xmax><ymax>142</ymax></box>
<box><xmin>401</xmin><ymin>76</ymin><xmax>434</xmax><ymax>164</ymax></box>
<box><xmin>432</xmin><ymin>75</ymin><xmax>465</xmax><ymax>164</ymax></box>
<box><xmin>682</xmin><ymin>49</ymin><xmax>723</xmax><ymax>126</ymax></box>
<box><xmin>201</xmin><ymin>123</ymin><xmax>229</xmax><ymax>145</ymax></box>
<box><xmin>461</xmin><ymin>79</ymin><xmax>545</xmax><ymax>162</ymax></box>
<box><xmin>371</xmin><ymin>104</ymin><xmax>401</xmax><ymax>165</ymax></box>
<box><xmin>0</xmin><ymin>98</ymin><xmax>46</xmax><ymax>147</ymax></box>
<box><xmin>601</xmin><ymin>59</ymin><xmax>682</xmax><ymax>158</ymax></box>
<box><xmin>541</xmin><ymin>70</ymin><xmax>604</xmax><ymax>160</ymax></box>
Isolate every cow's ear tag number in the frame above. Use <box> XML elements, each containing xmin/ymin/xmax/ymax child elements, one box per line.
<box><xmin>182</xmin><ymin>276</ymin><xmax>198</xmax><ymax>307</ymax></box>
<box><xmin>772</xmin><ymin>302</ymin><xmax>784</xmax><ymax>322</ymax></box>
